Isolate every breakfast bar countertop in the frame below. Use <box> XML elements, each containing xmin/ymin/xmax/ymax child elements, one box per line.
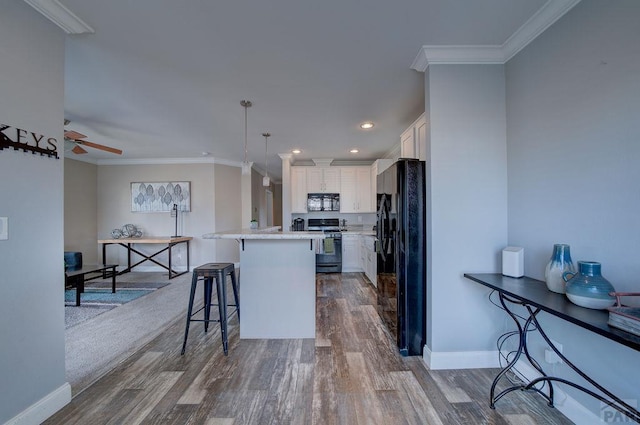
<box><xmin>203</xmin><ymin>227</ymin><xmax>326</xmax><ymax>240</ymax></box>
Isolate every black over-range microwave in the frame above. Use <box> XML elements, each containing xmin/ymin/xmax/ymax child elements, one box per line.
<box><xmin>307</xmin><ymin>193</ymin><xmax>340</xmax><ymax>211</ymax></box>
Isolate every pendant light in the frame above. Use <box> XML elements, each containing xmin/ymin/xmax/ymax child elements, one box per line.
<box><xmin>262</xmin><ymin>132</ymin><xmax>271</xmax><ymax>187</ymax></box>
<box><xmin>240</xmin><ymin>100</ymin><xmax>252</xmax><ymax>175</ymax></box>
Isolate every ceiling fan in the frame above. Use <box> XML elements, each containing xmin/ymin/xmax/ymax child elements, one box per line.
<box><xmin>64</xmin><ymin>120</ymin><xmax>122</xmax><ymax>155</ymax></box>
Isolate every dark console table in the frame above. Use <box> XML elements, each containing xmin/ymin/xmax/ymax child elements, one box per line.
<box><xmin>65</xmin><ymin>264</ymin><xmax>118</xmax><ymax>306</ymax></box>
<box><xmin>464</xmin><ymin>273</ymin><xmax>640</xmax><ymax>423</ymax></box>
<box><xmin>99</xmin><ymin>236</ymin><xmax>191</xmax><ymax>279</ymax></box>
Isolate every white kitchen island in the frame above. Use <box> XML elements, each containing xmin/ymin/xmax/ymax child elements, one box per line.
<box><xmin>203</xmin><ymin>228</ymin><xmax>325</xmax><ymax>339</ymax></box>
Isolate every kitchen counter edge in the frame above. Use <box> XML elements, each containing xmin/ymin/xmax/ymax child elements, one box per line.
<box><xmin>203</xmin><ymin>227</ymin><xmax>326</xmax><ymax>240</ymax></box>
<box><xmin>341</xmin><ymin>231</ymin><xmax>376</xmax><ymax>236</ymax></box>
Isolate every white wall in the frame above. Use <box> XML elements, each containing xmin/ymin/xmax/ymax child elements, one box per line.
<box><xmin>506</xmin><ymin>0</ymin><xmax>640</xmax><ymax>418</ymax></box>
<box><xmin>64</xmin><ymin>159</ymin><xmax>98</xmax><ymax>263</ymax></box>
<box><xmin>425</xmin><ymin>64</ymin><xmax>508</xmax><ymax>364</ymax></box>
<box><xmin>0</xmin><ymin>2</ymin><xmax>69</xmax><ymax>423</ymax></box>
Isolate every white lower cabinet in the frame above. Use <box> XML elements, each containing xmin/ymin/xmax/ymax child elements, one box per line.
<box><xmin>342</xmin><ymin>234</ymin><xmax>361</xmax><ymax>272</ymax></box>
<box><xmin>359</xmin><ymin>237</ymin><xmax>367</xmax><ymax>272</ymax></box>
<box><xmin>362</xmin><ymin>235</ymin><xmax>377</xmax><ymax>287</ymax></box>
<box><xmin>342</xmin><ymin>234</ymin><xmax>376</xmax><ymax>286</ymax></box>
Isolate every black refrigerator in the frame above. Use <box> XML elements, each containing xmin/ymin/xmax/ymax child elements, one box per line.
<box><xmin>376</xmin><ymin>158</ymin><xmax>426</xmax><ymax>356</ymax></box>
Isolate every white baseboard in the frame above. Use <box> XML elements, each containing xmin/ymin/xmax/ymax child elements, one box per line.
<box><xmin>6</xmin><ymin>382</ymin><xmax>71</xmax><ymax>425</ymax></box>
<box><xmin>423</xmin><ymin>346</ymin><xmax>500</xmax><ymax>370</ymax></box>
<box><xmin>513</xmin><ymin>360</ymin><xmax>601</xmax><ymax>424</ymax></box>
<box><xmin>122</xmin><ymin>265</ymin><xmax>189</xmax><ymax>273</ymax></box>
<box><xmin>122</xmin><ymin>263</ymin><xmax>240</xmax><ymax>274</ymax></box>
<box><xmin>132</xmin><ymin>263</ymin><xmax>239</xmax><ymax>273</ymax></box>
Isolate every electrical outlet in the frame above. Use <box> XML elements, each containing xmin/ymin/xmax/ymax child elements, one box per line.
<box><xmin>0</xmin><ymin>217</ymin><xmax>7</xmax><ymax>240</ymax></box>
<box><xmin>545</xmin><ymin>339</ymin><xmax>563</xmax><ymax>364</ymax></box>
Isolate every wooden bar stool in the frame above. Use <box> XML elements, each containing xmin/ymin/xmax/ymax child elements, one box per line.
<box><xmin>181</xmin><ymin>263</ymin><xmax>239</xmax><ymax>355</ymax></box>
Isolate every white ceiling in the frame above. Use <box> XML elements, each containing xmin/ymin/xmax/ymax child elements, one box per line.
<box><xmin>55</xmin><ymin>0</ymin><xmax>559</xmax><ymax>179</ymax></box>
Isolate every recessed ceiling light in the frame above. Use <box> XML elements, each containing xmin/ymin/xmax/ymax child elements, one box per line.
<box><xmin>350</xmin><ymin>149</ymin><xmax>359</xmax><ymax>154</ymax></box>
<box><xmin>292</xmin><ymin>149</ymin><xmax>301</xmax><ymax>154</ymax></box>
<box><xmin>360</xmin><ymin>121</ymin><xmax>374</xmax><ymax>129</ymax></box>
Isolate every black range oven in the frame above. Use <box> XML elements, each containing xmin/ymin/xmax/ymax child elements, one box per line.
<box><xmin>308</xmin><ymin>218</ymin><xmax>342</xmax><ymax>273</ymax></box>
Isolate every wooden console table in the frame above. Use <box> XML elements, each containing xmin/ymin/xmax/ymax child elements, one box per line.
<box><xmin>99</xmin><ymin>236</ymin><xmax>192</xmax><ymax>279</ymax></box>
<box><xmin>464</xmin><ymin>273</ymin><xmax>640</xmax><ymax>423</ymax></box>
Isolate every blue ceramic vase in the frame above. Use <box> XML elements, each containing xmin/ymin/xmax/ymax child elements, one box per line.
<box><xmin>562</xmin><ymin>261</ymin><xmax>616</xmax><ymax>309</ymax></box>
<box><xmin>544</xmin><ymin>244</ymin><xmax>575</xmax><ymax>294</ymax></box>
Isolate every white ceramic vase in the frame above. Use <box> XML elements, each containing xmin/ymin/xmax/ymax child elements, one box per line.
<box><xmin>544</xmin><ymin>244</ymin><xmax>575</xmax><ymax>294</ymax></box>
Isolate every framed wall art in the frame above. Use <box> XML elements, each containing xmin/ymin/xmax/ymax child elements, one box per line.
<box><xmin>131</xmin><ymin>181</ymin><xmax>191</xmax><ymax>212</ymax></box>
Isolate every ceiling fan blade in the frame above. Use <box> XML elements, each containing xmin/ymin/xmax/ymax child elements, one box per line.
<box><xmin>72</xmin><ymin>144</ymin><xmax>88</xmax><ymax>154</ymax></box>
<box><xmin>79</xmin><ymin>140</ymin><xmax>123</xmax><ymax>155</ymax></box>
<box><xmin>64</xmin><ymin>130</ymin><xmax>87</xmax><ymax>140</ymax></box>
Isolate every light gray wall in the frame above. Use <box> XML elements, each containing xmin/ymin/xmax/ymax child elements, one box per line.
<box><xmin>64</xmin><ymin>159</ymin><xmax>98</xmax><ymax>263</ymax></box>
<box><xmin>251</xmin><ymin>168</ymin><xmax>276</xmax><ymax>227</ymax></box>
<box><xmin>506</xmin><ymin>0</ymin><xmax>640</xmax><ymax>416</ymax></box>
<box><xmin>251</xmin><ymin>169</ymin><xmax>264</xmax><ymax>225</ymax></box>
<box><xmin>97</xmin><ymin>163</ymin><xmax>217</xmax><ymax>270</ymax></box>
<box><xmin>0</xmin><ymin>2</ymin><xmax>68</xmax><ymax>422</ymax></box>
<box><xmin>424</xmin><ymin>67</ymin><xmax>433</xmax><ymax>350</ymax></box>
<box><xmin>426</xmin><ymin>64</ymin><xmax>508</xmax><ymax>354</ymax></box>
<box><xmin>273</xmin><ymin>183</ymin><xmax>283</xmax><ymax>227</ymax></box>
<box><xmin>214</xmin><ymin>163</ymin><xmax>242</xmax><ymax>262</ymax></box>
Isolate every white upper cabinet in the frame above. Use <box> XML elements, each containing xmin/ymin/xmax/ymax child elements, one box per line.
<box><xmin>290</xmin><ymin>164</ymin><xmax>377</xmax><ymax>213</ymax></box>
<box><xmin>400</xmin><ymin>126</ymin><xmax>416</xmax><ymax>159</ymax></box>
<box><xmin>415</xmin><ymin>115</ymin><xmax>427</xmax><ymax>161</ymax></box>
<box><xmin>340</xmin><ymin>168</ymin><xmax>357</xmax><ymax>212</ymax></box>
<box><xmin>291</xmin><ymin>167</ymin><xmax>308</xmax><ymax>213</ymax></box>
<box><xmin>400</xmin><ymin>113</ymin><xmax>427</xmax><ymax>161</ymax></box>
<box><xmin>340</xmin><ymin>167</ymin><xmax>374</xmax><ymax>213</ymax></box>
<box><xmin>307</xmin><ymin>167</ymin><xmax>340</xmax><ymax>193</ymax></box>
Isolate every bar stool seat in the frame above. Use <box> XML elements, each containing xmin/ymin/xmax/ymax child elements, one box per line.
<box><xmin>181</xmin><ymin>262</ymin><xmax>239</xmax><ymax>355</ymax></box>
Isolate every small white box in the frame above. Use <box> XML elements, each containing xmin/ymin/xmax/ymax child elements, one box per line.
<box><xmin>502</xmin><ymin>246</ymin><xmax>524</xmax><ymax>278</ymax></box>
<box><xmin>0</xmin><ymin>217</ymin><xmax>7</xmax><ymax>240</ymax></box>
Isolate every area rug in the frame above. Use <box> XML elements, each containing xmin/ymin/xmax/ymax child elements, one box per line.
<box><xmin>65</xmin><ymin>281</ymin><xmax>170</xmax><ymax>329</ymax></box>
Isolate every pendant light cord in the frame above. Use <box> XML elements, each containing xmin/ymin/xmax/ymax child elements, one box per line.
<box><xmin>240</xmin><ymin>100</ymin><xmax>252</xmax><ymax>165</ymax></box>
<box><xmin>262</xmin><ymin>132</ymin><xmax>271</xmax><ymax>178</ymax></box>
<box><xmin>244</xmin><ymin>105</ymin><xmax>248</xmax><ymax>162</ymax></box>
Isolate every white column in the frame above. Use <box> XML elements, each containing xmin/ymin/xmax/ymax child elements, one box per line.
<box><xmin>279</xmin><ymin>153</ymin><xmax>292</xmax><ymax>229</ymax></box>
<box><xmin>241</xmin><ymin>162</ymin><xmax>254</xmax><ymax>228</ymax></box>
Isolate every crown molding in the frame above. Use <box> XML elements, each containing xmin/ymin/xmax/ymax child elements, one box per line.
<box><xmin>411</xmin><ymin>0</ymin><xmax>581</xmax><ymax>71</ymax></box>
<box><xmin>94</xmin><ymin>157</ymin><xmax>241</xmax><ymax>166</ymax></box>
<box><xmin>502</xmin><ymin>0</ymin><xmax>581</xmax><ymax>61</ymax></box>
<box><xmin>64</xmin><ymin>155</ymin><xmax>97</xmax><ymax>165</ymax></box>
<box><xmin>68</xmin><ymin>155</ymin><xmax>285</xmax><ymax>182</ymax></box>
<box><xmin>411</xmin><ymin>45</ymin><xmax>504</xmax><ymax>70</ymax></box>
<box><xmin>23</xmin><ymin>0</ymin><xmax>94</xmax><ymax>34</ymax></box>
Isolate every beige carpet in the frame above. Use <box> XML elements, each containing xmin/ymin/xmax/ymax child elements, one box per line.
<box><xmin>65</xmin><ymin>272</ymin><xmax>197</xmax><ymax>395</ymax></box>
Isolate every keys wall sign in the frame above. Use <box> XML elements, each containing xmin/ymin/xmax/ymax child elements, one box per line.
<box><xmin>0</xmin><ymin>123</ymin><xmax>59</xmax><ymax>159</ymax></box>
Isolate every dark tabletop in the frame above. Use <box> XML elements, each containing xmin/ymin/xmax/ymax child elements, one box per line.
<box><xmin>65</xmin><ymin>264</ymin><xmax>117</xmax><ymax>277</ymax></box>
<box><xmin>464</xmin><ymin>273</ymin><xmax>640</xmax><ymax>352</ymax></box>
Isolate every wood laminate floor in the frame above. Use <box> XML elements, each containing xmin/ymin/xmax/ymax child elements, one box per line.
<box><xmin>46</xmin><ymin>273</ymin><xmax>573</xmax><ymax>424</ymax></box>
